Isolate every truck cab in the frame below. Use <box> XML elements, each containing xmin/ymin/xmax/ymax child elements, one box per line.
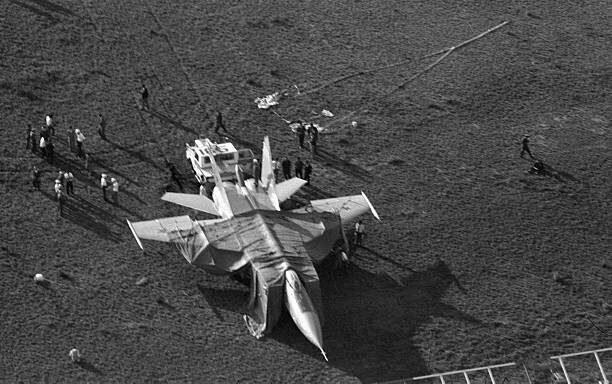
<box><xmin>186</xmin><ymin>138</ymin><xmax>254</xmax><ymax>183</ymax></box>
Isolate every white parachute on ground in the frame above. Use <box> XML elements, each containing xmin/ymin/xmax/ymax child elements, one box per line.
<box><xmin>254</xmin><ymin>92</ymin><xmax>280</xmax><ymax>109</ymax></box>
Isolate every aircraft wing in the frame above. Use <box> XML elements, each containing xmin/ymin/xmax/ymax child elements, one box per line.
<box><xmin>276</xmin><ymin>178</ymin><xmax>307</xmax><ymax>202</ymax></box>
<box><xmin>305</xmin><ymin>191</ymin><xmax>381</xmax><ymax>223</ymax></box>
<box><xmin>161</xmin><ymin>192</ymin><xmax>219</xmax><ymax>216</ymax></box>
<box><xmin>126</xmin><ymin>215</ymin><xmax>195</xmax><ymax>250</ymax></box>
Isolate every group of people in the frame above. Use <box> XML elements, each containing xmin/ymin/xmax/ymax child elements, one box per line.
<box><xmin>276</xmin><ymin>156</ymin><xmax>313</xmax><ymax>184</ymax></box>
<box><xmin>52</xmin><ymin>170</ymin><xmax>75</xmax><ymax>215</ymax></box>
<box><xmin>26</xmin><ymin>114</ymin><xmax>89</xmax><ymax>162</ymax></box>
<box><xmin>100</xmin><ymin>174</ymin><xmax>120</xmax><ymax>204</ymax></box>
<box><xmin>293</xmin><ymin>120</ymin><xmax>319</xmax><ymax>155</ymax></box>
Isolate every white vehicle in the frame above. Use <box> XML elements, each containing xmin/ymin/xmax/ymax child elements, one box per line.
<box><xmin>186</xmin><ymin>138</ymin><xmax>254</xmax><ymax>183</ymax></box>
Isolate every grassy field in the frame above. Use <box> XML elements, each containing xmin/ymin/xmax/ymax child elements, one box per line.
<box><xmin>1</xmin><ymin>0</ymin><xmax>610</xmax><ymax>383</ymax></box>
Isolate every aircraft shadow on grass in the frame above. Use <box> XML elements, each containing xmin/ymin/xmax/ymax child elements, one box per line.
<box><xmin>197</xmin><ymin>260</ymin><xmax>479</xmax><ymax>383</ymax></box>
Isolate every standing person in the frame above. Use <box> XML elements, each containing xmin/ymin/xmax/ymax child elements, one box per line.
<box><xmin>46</xmin><ymin>138</ymin><xmax>55</xmax><ymax>164</ymax></box>
<box><xmin>39</xmin><ymin>136</ymin><xmax>47</xmax><ymax>158</ymax></box>
<box><xmin>67</xmin><ymin>126</ymin><xmax>76</xmax><ymax>153</ymax></box>
<box><xmin>140</xmin><ymin>84</ymin><xmax>149</xmax><ymax>110</ymax></box>
<box><xmin>100</xmin><ymin>174</ymin><xmax>109</xmax><ymax>201</ymax></box>
<box><xmin>46</xmin><ymin>114</ymin><xmax>55</xmax><ymax>136</ymax></box>
<box><xmin>252</xmin><ymin>159</ymin><xmax>261</xmax><ymax>187</ymax></box>
<box><xmin>214</xmin><ymin>111</ymin><xmax>227</xmax><ymax>134</ymax></box>
<box><xmin>54</xmin><ymin>179</ymin><xmax>64</xmax><ymax>215</ymax></box>
<box><xmin>304</xmin><ymin>161</ymin><xmax>313</xmax><ymax>185</ymax></box>
<box><xmin>199</xmin><ymin>182</ymin><xmax>206</xmax><ymax>195</ymax></box>
<box><xmin>97</xmin><ymin>113</ymin><xmax>106</xmax><ymax>139</ymax></box>
<box><xmin>296</xmin><ymin>121</ymin><xmax>306</xmax><ymax>149</ymax></box>
<box><xmin>75</xmin><ymin>129</ymin><xmax>85</xmax><ymax>158</ymax></box>
<box><xmin>57</xmin><ymin>170</ymin><xmax>65</xmax><ymax>188</ymax></box>
<box><xmin>40</xmin><ymin>125</ymin><xmax>50</xmax><ymax>141</ymax></box>
<box><xmin>272</xmin><ymin>157</ymin><xmax>280</xmax><ymax>181</ymax></box>
<box><xmin>354</xmin><ymin>220</ymin><xmax>365</xmax><ymax>247</ymax></box>
<box><xmin>281</xmin><ymin>157</ymin><xmax>291</xmax><ymax>180</ymax></box>
<box><xmin>520</xmin><ymin>134</ymin><xmax>535</xmax><ymax>159</ymax></box>
<box><xmin>29</xmin><ymin>126</ymin><xmax>37</xmax><ymax>153</ymax></box>
<box><xmin>31</xmin><ymin>166</ymin><xmax>40</xmax><ymax>191</ymax></box>
<box><xmin>309</xmin><ymin>124</ymin><xmax>319</xmax><ymax>155</ymax></box>
<box><xmin>294</xmin><ymin>157</ymin><xmax>304</xmax><ymax>179</ymax></box>
<box><xmin>64</xmin><ymin>171</ymin><xmax>74</xmax><ymax>195</ymax></box>
<box><xmin>111</xmin><ymin>177</ymin><xmax>119</xmax><ymax>204</ymax></box>
<box><xmin>25</xmin><ymin>125</ymin><xmax>33</xmax><ymax>150</ymax></box>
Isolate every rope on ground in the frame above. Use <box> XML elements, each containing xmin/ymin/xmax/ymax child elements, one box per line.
<box><xmin>324</xmin><ymin>21</ymin><xmax>509</xmax><ymax>128</ymax></box>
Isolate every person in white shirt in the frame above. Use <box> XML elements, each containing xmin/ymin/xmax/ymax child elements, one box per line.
<box><xmin>75</xmin><ymin>129</ymin><xmax>85</xmax><ymax>158</ymax></box>
<box><xmin>100</xmin><ymin>174</ymin><xmax>108</xmax><ymax>201</ymax></box>
<box><xmin>199</xmin><ymin>182</ymin><xmax>206</xmax><ymax>195</ymax></box>
<box><xmin>64</xmin><ymin>171</ymin><xmax>74</xmax><ymax>195</ymax></box>
<box><xmin>45</xmin><ymin>114</ymin><xmax>55</xmax><ymax>136</ymax></box>
<box><xmin>39</xmin><ymin>136</ymin><xmax>47</xmax><ymax>158</ymax></box>
<box><xmin>111</xmin><ymin>177</ymin><xmax>119</xmax><ymax>204</ymax></box>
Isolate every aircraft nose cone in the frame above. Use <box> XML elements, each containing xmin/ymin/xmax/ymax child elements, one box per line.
<box><xmin>284</xmin><ymin>269</ymin><xmax>327</xmax><ymax>361</ymax></box>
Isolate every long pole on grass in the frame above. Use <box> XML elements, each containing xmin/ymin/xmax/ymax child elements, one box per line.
<box><xmin>324</xmin><ymin>21</ymin><xmax>509</xmax><ymax>127</ymax></box>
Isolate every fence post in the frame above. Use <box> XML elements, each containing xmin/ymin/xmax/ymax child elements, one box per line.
<box><xmin>487</xmin><ymin>368</ymin><xmax>496</xmax><ymax>384</ymax></box>
<box><xmin>557</xmin><ymin>357</ymin><xmax>571</xmax><ymax>384</ymax></box>
<box><xmin>593</xmin><ymin>352</ymin><xmax>609</xmax><ymax>384</ymax></box>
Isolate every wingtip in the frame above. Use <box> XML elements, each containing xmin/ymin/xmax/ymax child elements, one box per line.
<box><xmin>126</xmin><ymin>219</ymin><xmax>144</xmax><ymax>251</ymax></box>
<box><xmin>361</xmin><ymin>191</ymin><xmax>381</xmax><ymax>221</ymax></box>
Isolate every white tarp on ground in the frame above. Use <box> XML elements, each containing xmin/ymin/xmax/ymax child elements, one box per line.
<box><xmin>254</xmin><ymin>92</ymin><xmax>280</xmax><ymax>109</ymax></box>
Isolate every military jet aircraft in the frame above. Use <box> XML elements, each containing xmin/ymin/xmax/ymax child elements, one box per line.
<box><xmin>126</xmin><ymin>136</ymin><xmax>380</xmax><ymax>361</ymax></box>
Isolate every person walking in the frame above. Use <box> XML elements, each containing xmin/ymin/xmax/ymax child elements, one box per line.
<box><xmin>29</xmin><ymin>126</ymin><xmax>37</xmax><ymax>153</ymax></box>
<box><xmin>520</xmin><ymin>134</ymin><xmax>535</xmax><ymax>159</ymax></box>
<box><xmin>100</xmin><ymin>174</ymin><xmax>109</xmax><ymax>201</ymax></box>
<box><xmin>111</xmin><ymin>177</ymin><xmax>119</xmax><ymax>204</ymax></box>
<box><xmin>64</xmin><ymin>171</ymin><xmax>74</xmax><ymax>195</ymax></box>
<box><xmin>294</xmin><ymin>157</ymin><xmax>304</xmax><ymax>179</ymax></box>
<box><xmin>304</xmin><ymin>161</ymin><xmax>313</xmax><ymax>184</ymax></box>
<box><xmin>281</xmin><ymin>157</ymin><xmax>291</xmax><ymax>180</ymax></box>
<box><xmin>140</xmin><ymin>84</ymin><xmax>149</xmax><ymax>110</ymax></box>
<box><xmin>31</xmin><ymin>166</ymin><xmax>40</xmax><ymax>191</ymax></box>
<box><xmin>75</xmin><ymin>129</ymin><xmax>85</xmax><ymax>158</ymax></box>
<box><xmin>97</xmin><ymin>113</ymin><xmax>106</xmax><ymax>139</ymax></box>
<box><xmin>214</xmin><ymin>111</ymin><xmax>227</xmax><ymax>134</ymax></box>
<box><xmin>354</xmin><ymin>220</ymin><xmax>365</xmax><ymax>247</ymax></box>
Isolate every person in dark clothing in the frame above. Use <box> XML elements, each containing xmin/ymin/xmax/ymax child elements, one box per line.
<box><xmin>31</xmin><ymin>166</ymin><xmax>40</xmax><ymax>191</ymax></box>
<box><xmin>67</xmin><ymin>127</ymin><xmax>75</xmax><ymax>153</ymax></box>
<box><xmin>281</xmin><ymin>157</ymin><xmax>291</xmax><ymax>180</ymax></box>
<box><xmin>97</xmin><ymin>113</ymin><xmax>106</xmax><ymax>139</ymax></box>
<box><xmin>46</xmin><ymin>139</ymin><xmax>55</xmax><ymax>164</ymax></box>
<box><xmin>308</xmin><ymin>124</ymin><xmax>319</xmax><ymax>155</ymax></box>
<box><xmin>294</xmin><ymin>157</ymin><xmax>304</xmax><ymax>179</ymax></box>
<box><xmin>304</xmin><ymin>161</ymin><xmax>313</xmax><ymax>184</ymax></box>
<box><xmin>214</xmin><ymin>111</ymin><xmax>227</xmax><ymax>134</ymax></box>
<box><xmin>26</xmin><ymin>125</ymin><xmax>33</xmax><ymax>150</ymax></box>
<box><xmin>520</xmin><ymin>134</ymin><xmax>535</xmax><ymax>159</ymax></box>
<box><xmin>40</xmin><ymin>125</ymin><xmax>50</xmax><ymax>141</ymax></box>
<box><xmin>296</xmin><ymin>122</ymin><xmax>306</xmax><ymax>148</ymax></box>
<box><xmin>29</xmin><ymin>126</ymin><xmax>37</xmax><ymax>153</ymax></box>
<box><xmin>140</xmin><ymin>84</ymin><xmax>149</xmax><ymax>110</ymax></box>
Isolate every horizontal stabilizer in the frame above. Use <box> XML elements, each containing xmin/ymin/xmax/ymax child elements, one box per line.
<box><xmin>161</xmin><ymin>192</ymin><xmax>219</xmax><ymax>216</ymax></box>
<box><xmin>276</xmin><ymin>178</ymin><xmax>307</xmax><ymax>203</ymax></box>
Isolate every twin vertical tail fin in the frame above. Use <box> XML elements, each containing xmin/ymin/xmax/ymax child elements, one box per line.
<box><xmin>261</xmin><ymin>136</ymin><xmax>280</xmax><ymax>210</ymax></box>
